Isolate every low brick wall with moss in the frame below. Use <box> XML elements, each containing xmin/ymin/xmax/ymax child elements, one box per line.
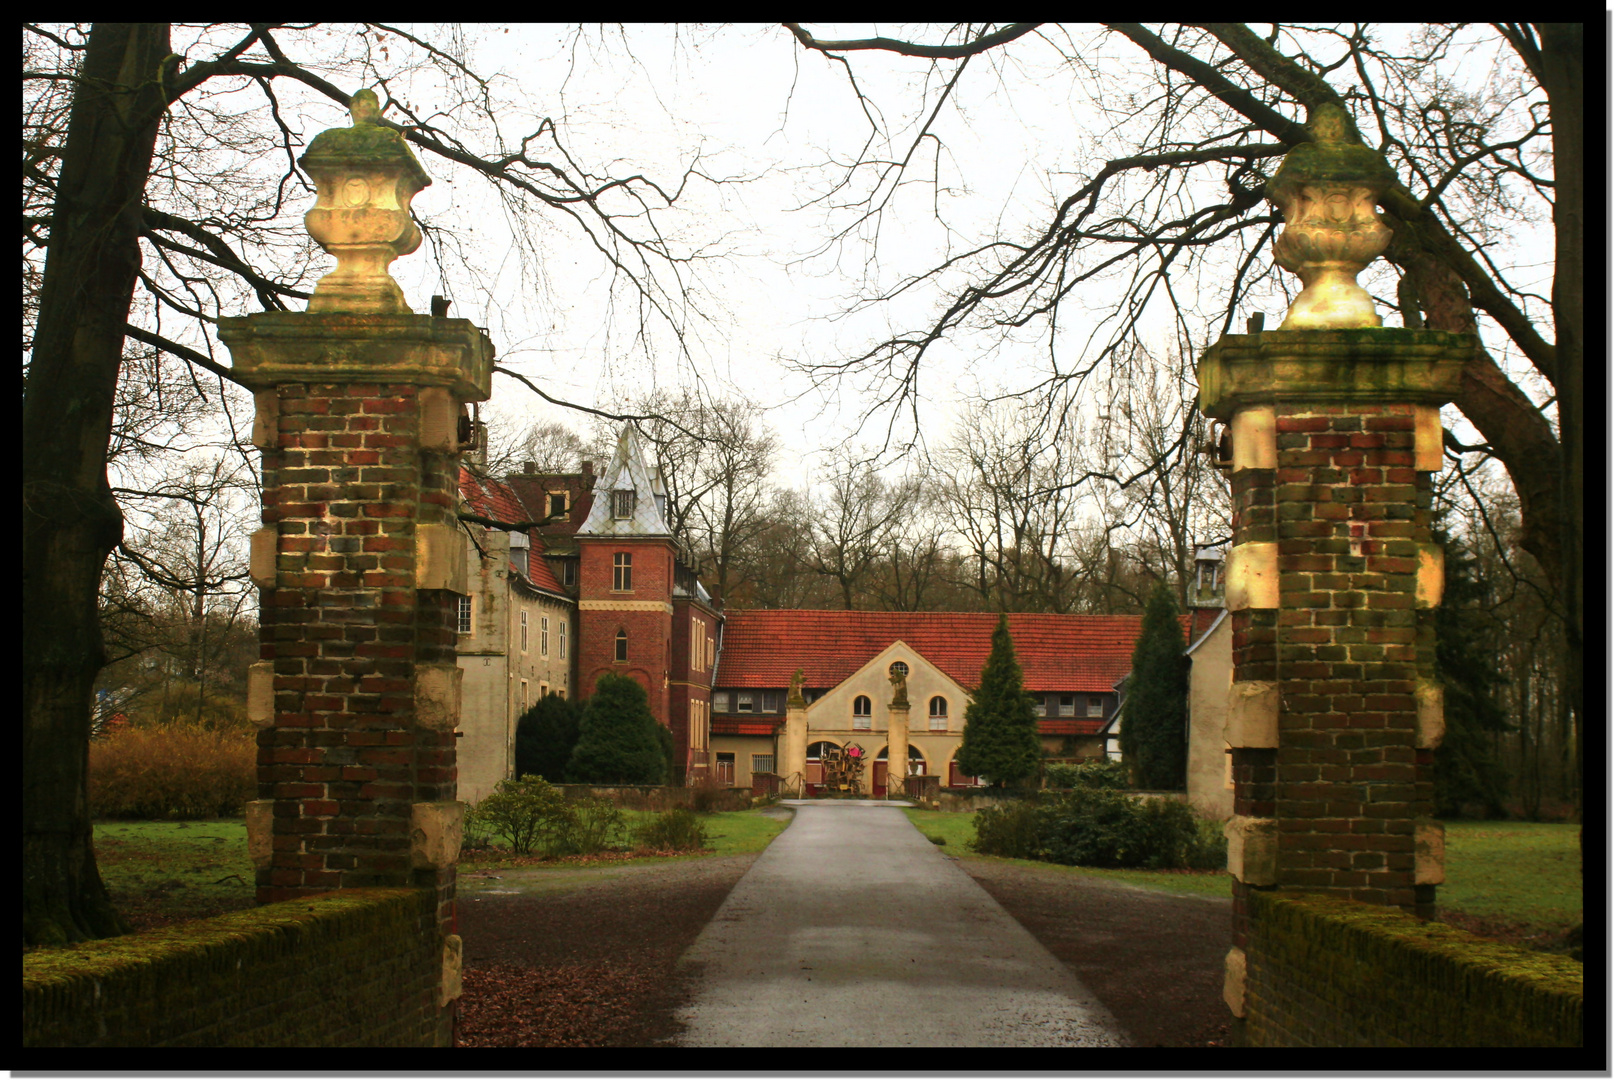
<box><xmin>23</xmin><ymin>888</ymin><xmax>453</xmax><ymax>1047</ymax></box>
<box><xmin>1245</xmin><ymin>891</ymin><xmax>1582</xmax><ymax>1047</ymax></box>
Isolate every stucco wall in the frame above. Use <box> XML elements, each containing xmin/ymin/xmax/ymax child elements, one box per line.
<box><xmin>1185</xmin><ymin>610</ymin><xmax>1234</xmax><ymax>819</ymax></box>
<box><xmin>456</xmin><ymin>528</ymin><xmax>575</xmax><ymax>806</ymax></box>
<box><xmin>807</xmin><ymin>642</ymin><xmax>967</xmax><ymax>742</ymax></box>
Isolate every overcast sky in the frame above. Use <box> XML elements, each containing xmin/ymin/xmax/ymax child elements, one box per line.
<box><xmin>227</xmin><ymin>24</ymin><xmax>1550</xmax><ymax>486</ymax></box>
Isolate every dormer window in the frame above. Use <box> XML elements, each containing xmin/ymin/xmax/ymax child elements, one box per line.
<box><xmin>612</xmin><ymin>490</ymin><xmax>636</xmax><ymax>519</ymax></box>
<box><xmin>548</xmin><ymin>491</ymin><xmax>568</xmax><ymax>519</ymax></box>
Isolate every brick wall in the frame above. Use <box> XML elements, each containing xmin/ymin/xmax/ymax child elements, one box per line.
<box><xmin>1243</xmin><ymin>890</ymin><xmax>1582</xmax><ymax>1047</ymax></box>
<box><xmin>258</xmin><ymin>381</ymin><xmax>458</xmax><ymax>927</ymax></box>
<box><xmin>23</xmin><ymin>889</ymin><xmax>452</xmax><ymax>1047</ymax></box>
<box><xmin>1229</xmin><ymin>403</ymin><xmax>1438</xmax><ymax>944</ymax></box>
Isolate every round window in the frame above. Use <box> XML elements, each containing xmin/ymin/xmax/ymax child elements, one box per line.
<box><xmin>889</xmin><ymin>661</ymin><xmax>909</xmax><ymax>678</ymax></box>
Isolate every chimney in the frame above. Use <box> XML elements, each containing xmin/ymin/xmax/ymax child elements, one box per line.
<box><xmin>522</xmin><ymin>461</ymin><xmax>536</xmax><ymax>475</ymax></box>
<box><xmin>581</xmin><ymin>460</ymin><xmax>594</xmax><ymax>482</ymax></box>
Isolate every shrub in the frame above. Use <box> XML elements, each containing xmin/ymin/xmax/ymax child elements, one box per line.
<box><xmin>515</xmin><ymin>693</ymin><xmax>582</xmax><ymax>782</ymax></box>
<box><xmin>567</xmin><ymin>673</ymin><xmax>667</xmax><ymax>785</ymax></box>
<box><xmin>468</xmin><ymin>776</ymin><xmax>569</xmax><ymax>855</ymax></box>
<box><xmin>636</xmin><ymin>807</ymin><xmax>709</xmax><ymax>852</ymax></box>
<box><xmin>1184</xmin><ymin>814</ymin><xmax>1228</xmax><ymax>870</ymax></box>
<box><xmin>1044</xmin><ymin>759</ymin><xmax>1131</xmax><ymax>790</ymax></box>
<box><xmin>553</xmin><ymin>797</ymin><xmax>626</xmax><ymax>856</ymax></box>
<box><xmin>1039</xmin><ymin>788</ymin><xmax>1201</xmax><ymax>869</ymax></box>
<box><xmin>971</xmin><ymin>798</ymin><xmax>1045</xmax><ymax>860</ymax></box>
<box><xmin>88</xmin><ymin>722</ymin><xmax>254</xmax><ymax>819</ymax></box>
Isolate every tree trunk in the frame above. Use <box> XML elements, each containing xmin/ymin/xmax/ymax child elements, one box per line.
<box><xmin>1535</xmin><ymin>24</ymin><xmax>1582</xmax><ymax>830</ymax></box>
<box><xmin>23</xmin><ymin>23</ymin><xmax>173</xmax><ymax>946</ymax></box>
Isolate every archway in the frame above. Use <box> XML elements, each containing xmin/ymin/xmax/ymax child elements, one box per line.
<box><xmin>873</xmin><ymin>744</ymin><xmax>927</xmax><ymax>796</ymax></box>
<box><xmin>805</xmin><ymin>740</ymin><xmax>840</xmax><ymax>796</ymax></box>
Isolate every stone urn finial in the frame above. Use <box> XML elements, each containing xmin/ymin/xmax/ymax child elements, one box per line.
<box><xmin>1268</xmin><ymin>103</ymin><xmax>1395</xmax><ymax>330</ymax></box>
<box><xmin>299</xmin><ymin>88</ymin><xmax>432</xmax><ymax>314</ymax></box>
<box><xmin>787</xmin><ymin>669</ymin><xmax>806</xmax><ymax>709</ymax></box>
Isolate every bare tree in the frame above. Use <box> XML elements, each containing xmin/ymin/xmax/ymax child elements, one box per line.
<box><xmin>23</xmin><ymin>22</ymin><xmax>726</xmax><ymax>946</ymax></box>
<box><xmin>781</xmin><ymin>23</ymin><xmax>1581</xmax><ymax>770</ymax></box>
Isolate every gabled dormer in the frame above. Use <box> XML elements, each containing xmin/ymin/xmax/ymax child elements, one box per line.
<box><xmin>577</xmin><ymin>424</ymin><xmax>674</xmax><ymax>538</ymax></box>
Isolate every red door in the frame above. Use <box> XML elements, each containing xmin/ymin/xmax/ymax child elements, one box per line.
<box><xmin>872</xmin><ymin>760</ymin><xmax>888</xmax><ymax>798</ymax></box>
<box><xmin>715</xmin><ymin>753</ymin><xmax>735</xmax><ymax>786</ymax></box>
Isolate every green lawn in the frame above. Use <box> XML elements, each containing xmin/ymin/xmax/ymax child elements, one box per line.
<box><xmin>93</xmin><ymin>819</ymin><xmax>255</xmax><ymax>923</ymax></box>
<box><xmin>1439</xmin><ymin>820</ymin><xmax>1583</xmax><ymax>933</ymax></box>
<box><xmin>90</xmin><ymin>807</ymin><xmax>794</xmax><ymax>918</ymax></box>
<box><xmin>903</xmin><ymin>809</ymin><xmax>1588</xmax><ymax>922</ymax></box>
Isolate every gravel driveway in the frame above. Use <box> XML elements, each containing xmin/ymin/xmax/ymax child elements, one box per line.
<box><xmin>454</xmin><ymin>807</ymin><xmax>1232</xmax><ymax>1048</ymax></box>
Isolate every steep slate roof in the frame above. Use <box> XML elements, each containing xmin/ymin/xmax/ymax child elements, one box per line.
<box><xmin>577</xmin><ymin>425</ymin><xmax>673</xmax><ymax>537</ymax></box>
<box><xmin>457</xmin><ymin>467</ymin><xmax>568</xmax><ymax>596</ymax></box>
<box><xmin>718</xmin><ymin>610</ymin><xmax>1156</xmax><ymax>693</ymax></box>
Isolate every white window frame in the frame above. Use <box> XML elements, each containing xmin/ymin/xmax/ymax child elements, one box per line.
<box><xmin>853</xmin><ymin>695</ymin><xmax>872</xmax><ymax>730</ymax></box>
<box><xmin>559</xmin><ymin>619</ymin><xmax>567</xmax><ymax>659</ymax></box>
<box><xmin>540</xmin><ymin>615</ymin><xmax>550</xmax><ymax>657</ymax></box>
<box><xmin>737</xmin><ymin>692</ymin><xmax>754</xmax><ymax>713</ymax></box>
<box><xmin>1088</xmin><ymin>695</ymin><xmax>1105</xmax><ymax>718</ymax></box>
<box><xmin>457</xmin><ymin>595</ymin><xmax>472</xmax><ymax>634</ymax></box>
<box><xmin>1059</xmin><ymin>694</ymin><xmax>1076</xmax><ymax>717</ymax></box>
<box><xmin>929</xmin><ymin>695</ymin><xmax>948</xmax><ymax>732</ymax></box>
<box><xmin>752</xmin><ymin>754</ymin><xmax>775</xmax><ymax>776</ymax></box>
<box><xmin>612</xmin><ymin>489</ymin><xmax>635</xmax><ymax>519</ymax></box>
<box><xmin>713</xmin><ymin>691</ymin><xmax>730</xmax><ymax>712</ymax></box>
<box><xmin>520</xmin><ymin>610</ymin><xmax>529</xmax><ymax>653</ymax></box>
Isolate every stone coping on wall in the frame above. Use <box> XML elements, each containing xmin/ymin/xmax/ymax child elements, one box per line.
<box><xmin>23</xmin><ymin>888</ymin><xmax>448</xmax><ymax>1047</ymax></box>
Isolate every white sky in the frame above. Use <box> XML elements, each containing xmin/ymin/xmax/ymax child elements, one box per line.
<box><xmin>350</xmin><ymin>24</ymin><xmax>1549</xmax><ymax>487</ymax></box>
<box><xmin>113</xmin><ymin>22</ymin><xmax>1550</xmax><ymax>503</ymax></box>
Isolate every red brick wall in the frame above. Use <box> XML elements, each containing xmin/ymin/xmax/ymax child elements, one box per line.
<box><xmin>576</xmin><ymin>537</ymin><xmax>674</xmax><ymax>726</ymax></box>
<box><xmin>258</xmin><ymin>382</ymin><xmax>457</xmax><ymax>928</ymax></box>
<box><xmin>1229</xmin><ymin>402</ymin><xmax>1436</xmax><ymax>946</ymax></box>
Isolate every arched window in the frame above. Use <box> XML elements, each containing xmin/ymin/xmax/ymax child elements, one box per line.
<box><xmin>614</xmin><ymin>628</ymin><xmax>628</xmax><ymax>662</ymax></box>
<box><xmin>853</xmin><ymin>695</ymin><xmax>872</xmax><ymax>730</ymax></box>
<box><xmin>888</xmin><ymin>661</ymin><xmax>908</xmax><ymax>678</ymax></box>
<box><xmin>928</xmin><ymin>695</ymin><xmax>948</xmax><ymax>731</ymax></box>
<box><xmin>806</xmin><ymin>741</ymin><xmax>839</xmax><ymax>762</ymax></box>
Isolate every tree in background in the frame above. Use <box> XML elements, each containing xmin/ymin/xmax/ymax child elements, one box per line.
<box><xmin>566</xmin><ymin>674</ymin><xmax>668</xmax><ymax>785</ymax></box>
<box><xmin>956</xmin><ymin>615</ymin><xmax>1043</xmax><ymax>787</ymax></box>
<box><xmin>515</xmin><ymin>693</ymin><xmax>583</xmax><ymax>783</ymax></box>
<box><xmin>1432</xmin><ymin>527</ymin><xmax>1511</xmax><ymax>818</ymax></box>
<box><xmin>1120</xmin><ymin>583</ymin><xmax>1188</xmax><ymax>789</ymax></box>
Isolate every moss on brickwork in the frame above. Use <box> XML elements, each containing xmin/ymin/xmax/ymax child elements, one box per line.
<box><xmin>1247</xmin><ymin>890</ymin><xmax>1582</xmax><ymax>1047</ymax></box>
<box><xmin>23</xmin><ymin>888</ymin><xmax>448</xmax><ymax>1047</ymax></box>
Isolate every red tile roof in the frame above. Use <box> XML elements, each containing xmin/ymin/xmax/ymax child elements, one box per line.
<box><xmin>717</xmin><ymin>610</ymin><xmax>1171</xmax><ymax>694</ymax></box>
<box><xmin>457</xmin><ymin>468</ymin><xmax>568</xmax><ymax>596</ymax></box>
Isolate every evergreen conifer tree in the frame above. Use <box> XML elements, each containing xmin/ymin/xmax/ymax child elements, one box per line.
<box><xmin>566</xmin><ymin>673</ymin><xmax>668</xmax><ymax>785</ymax></box>
<box><xmin>1121</xmin><ymin>582</ymin><xmax>1188</xmax><ymax>789</ymax></box>
<box><xmin>515</xmin><ymin>693</ymin><xmax>582</xmax><ymax>782</ymax></box>
<box><xmin>956</xmin><ymin>614</ymin><xmax>1043</xmax><ymax>788</ymax></box>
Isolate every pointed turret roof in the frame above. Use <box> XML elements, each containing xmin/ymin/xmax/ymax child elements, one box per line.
<box><xmin>576</xmin><ymin>424</ymin><xmax>674</xmax><ymax>537</ymax></box>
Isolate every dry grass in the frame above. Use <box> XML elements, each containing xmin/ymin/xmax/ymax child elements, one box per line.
<box><xmin>89</xmin><ymin>723</ymin><xmax>255</xmax><ymax>820</ymax></box>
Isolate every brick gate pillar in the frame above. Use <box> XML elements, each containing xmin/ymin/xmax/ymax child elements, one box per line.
<box><xmin>220</xmin><ymin>92</ymin><xmax>493</xmax><ymax>953</ymax></box>
<box><xmin>1196</xmin><ymin>106</ymin><xmax>1471</xmax><ymax>1023</ymax></box>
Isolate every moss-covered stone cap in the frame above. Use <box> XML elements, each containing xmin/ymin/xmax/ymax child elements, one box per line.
<box><xmin>23</xmin><ymin>888</ymin><xmax>430</xmax><ymax>988</ymax></box>
<box><xmin>1251</xmin><ymin>890</ymin><xmax>1583</xmax><ymax>990</ymax></box>
<box><xmin>299</xmin><ymin>89</ymin><xmax>431</xmax><ymax>188</ymax></box>
<box><xmin>1197</xmin><ymin>327</ymin><xmax>1472</xmax><ymax>418</ymax></box>
<box><xmin>1269</xmin><ymin>103</ymin><xmax>1393</xmax><ymax>197</ymax></box>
